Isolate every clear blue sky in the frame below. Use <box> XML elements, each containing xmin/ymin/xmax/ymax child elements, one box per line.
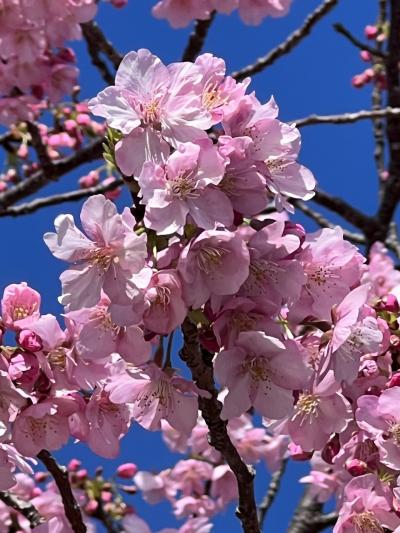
<box><xmin>0</xmin><ymin>0</ymin><xmax>381</xmax><ymax>531</ymax></box>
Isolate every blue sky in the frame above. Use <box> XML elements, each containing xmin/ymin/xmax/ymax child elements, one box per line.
<box><xmin>0</xmin><ymin>0</ymin><xmax>382</xmax><ymax>531</ymax></box>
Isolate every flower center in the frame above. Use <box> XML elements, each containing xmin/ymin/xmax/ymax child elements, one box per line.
<box><xmin>244</xmin><ymin>356</ymin><xmax>269</xmax><ymax>381</ymax></box>
<box><xmin>230</xmin><ymin>312</ymin><xmax>256</xmax><ymax>333</ymax></box>
<box><xmin>47</xmin><ymin>347</ymin><xmax>67</xmax><ymax>369</ymax></box>
<box><xmin>351</xmin><ymin>511</ymin><xmax>384</xmax><ymax>533</ymax></box>
<box><xmin>202</xmin><ymin>81</ymin><xmax>228</xmax><ymax>111</ymax></box>
<box><xmin>141</xmin><ymin>99</ymin><xmax>160</xmax><ymax>125</ymax></box>
<box><xmin>390</xmin><ymin>422</ymin><xmax>400</xmax><ymax>445</ymax></box>
<box><xmin>243</xmin><ymin>259</ymin><xmax>282</xmax><ymax>295</ymax></box>
<box><xmin>12</xmin><ymin>303</ymin><xmax>36</xmax><ymax>321</ymax></box>
<box><xmin>87</xmin><ymin>247</ymin><xmax>115</xmax><ymax>272</ymax></box>
<box><xmin>306</xmin><ymin>265</ymin><xmax>340</xmax><ymax>288</ymax></box>
<box><xmin>152</xmin><ymin>286</ymin><xmax>171</xmax><ymax>309</ymax></box>
<box><xmin>295</xmin><ymin>393</ymin><xmax>320</xmax><ymax>418</ymax></box>
<box><xmin>168</xmin><ymin>169</ymin><xmax>198</xmax><ymax>199</ymax></box>
<box><xmin>197</xmin><ymin>246</ymin><xmax>228</xmax><ymax>274</ymax></box>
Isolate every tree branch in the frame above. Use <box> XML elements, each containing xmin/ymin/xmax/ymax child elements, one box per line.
<box><xmin>312</xmin><ymin>188</ymin><xmax>375</xmax><ymax>232</ymax></box>
<box><xmin>232</xmin><ymin>0</ymin><xmax>338</xmax><ymax>81</ymax></box>
<box><xmin>0</xmin><ymin>137</ymin><xmax>104</xmax><ymax>210</ymax></box>
<box><xmin>179</xmin><ymin>318</ymin><xmax>260</xmax><ymax>533</ymax></box>
<box><xmin>26</xmin><ymin>122</ymin><xmax>54</xmax><ymax>178</ymax></box>
<box><xmin>82</xmin><ymin>24</ymin><xmax>115</xmax><ymax>85</ymax></box>
<box><xmin>293</xmin><ymin>107</ymin><xmax>400</xmax><ymax>128</ymax></box>
<box><xmin>0</xmin><ymin>491</ymin><xmax>43</xmax><ymax>528</ymax></box>
<box><xmin>258</xmin><ymin>459</ymin><xmax>287</xmax><ymax>529</ymax></box>
<box><xmin>81</xmin><ymin>21</ymin><xmax>122</xmax><ymax>71</ymax></box>
<box><xmin>375</xmin><ymin>0</ymin><xmax>400</xmax><ymax>240</ymax></box>
<box><xmin>333</xmin><ymin>23</ymin><xmax>386</xmax><ymax>57</ymax></box>
<box><xmin>0</xmin><ymin>178</ymin><xmax>123</xmax><ymax>217</ymax></box>
<box><xmin>294</xmin><ymin>199</ymin><xmax>366</xmax><ymax>244</ymax></box>
<box><xmin>37</xmin><ymin>450</ymin><xmax>87</xmax><ymax>533</ymax></box>
<box><xmin>182</xmin><ymin>12</ymin><xmax>216</xmax><ymax>62</ymax></box>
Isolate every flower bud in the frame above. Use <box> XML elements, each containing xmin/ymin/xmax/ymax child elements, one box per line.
<box><xmin>386</xmin><ymin>372</ymin><xmax>400</xmax><ymax>389</ymax></box>
<box><xmin>321</xmin><ymin>435</ymin><xmax>340</xmax><ymax>464</ymax></box>
<box><xmin>76</xmin><ymin>469</ymin><xmax>88</xmax><ymax>480</ymax></box>
<box><xmin>68</xmin><ymin>459</ymin><xmax>81</xmax><ymax>472</ymax></box>
<box><xmin>17</xmin><ymin>330</ymin><xmax>43</xmax><ymax>352</ymax></box>
<box><xmin>376</xmin><ymin>294</ymin><xmax>399</xmax><ymax>313</ymax></box>
<box><xmin>85</xmin><ymin>500</ymin><xmax>99</xmax><ymax>515</ymax></box>
<box><xmin>360</xmin><ymin>50</ymin><xmax>372</xmax><ymax>62</ymax></box>
<box><xmin>346</xmin><ymin>458</ymin><xmax>368</xmax><ymax>477</ymax></box>
<box><xmin>117</xmin><ymin>463</ymin><xmax>138</xmax><ymax>478</ymax></box>
<box><xmin>364</xmin><ymin>25</ymin><xmax>378</xmax><ymax>39</ymax></box>
<box><xmin>288</xmin><ymin>442</ymin><xmax>313</xmax><ymax>461</ymax></box>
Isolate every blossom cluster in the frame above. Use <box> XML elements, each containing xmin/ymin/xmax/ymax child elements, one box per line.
<box><xmin>152</xmin><ymin>0</ymin><xmax>292</xmax><ymax>28</ymax></box>
<box><xmin>352</xmin><ymin>23</ymin><xmax>387</xmax><ymax>90</ymax></box>
<box><xmin>2</xmin><ymin>47</ymin><xmax>400</xmax><ymax>532</ymax></box>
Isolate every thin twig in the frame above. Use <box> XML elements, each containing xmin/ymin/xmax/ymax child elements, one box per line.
<box><xmin>0</xmin><ymin>137</ymin><xmax>104</xmax><ymax>210</ymax></box>
<box><xmin>231</xmin><ymin>0</ymin><xmax>338</xmax><ymax>81</ymax></box>
<box><xmin>182</xmin><ymin>12</ymin><xmax>216</xmax><ymax>62</ymax></box>
<box><xmin>38</xmin><ymin>450</ymin><xmax>87</xmax><ymax>533</ymax></box>
<box><xmin>258</xmin><ymin>459</ymin><xmax>287</xmax><ymax>529</ymax></box>
<box><xmin>294</xmin><ymin>200</ymin><xmax>366</xmax><ymax>244</ymax></box>
<box><xmin>333</xmin><ymin>23</ymin><xmax>386</xmax><ymax>57</ymax></box>
<box><xmin>374</xmin><ymin>0</ymin><xmax>387</xmax><ymax>196</ymax></box>
<box><xmin>375</xmin><ymin>0</ymin><xmax>400</xmax><ymax>241</ymax></box>
<box><xmin>0</xmin><ymin>178</ymin><xmax>123</xmax><ymax>217</ymax></box>
<box><xmin>312</xmin><ymin>188</ymin><xmax>374</xmax><ymax>232</ymax></box>
<box><xmin>179</xmin><ymin>319</ymin><xmax>259</xmax><ymax>533</ymax></box>
<box><xmin>0</xmin><ymin>491</ymin><xmax>43</xmax><ymax>528</ymax></box>
<box><xmin>82</xmin><ymin>24</ymin><xmax>115</xmax><ymax>85</ymax></box>
<box><xmin>81</xmin><ymin>21</ymin><xmax>122</xmax><ymax>71</ymax></box>
<box><xmin>293</xmin><ymin>107</ymin><xmax>400</xmax><ymax>127</ymax></box>
<box><xmin>27</xmin><ymin>122</ymin><xmax>54</xmax><ymax>177</ymax></box>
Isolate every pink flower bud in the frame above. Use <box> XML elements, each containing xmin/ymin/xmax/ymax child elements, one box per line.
<box><xmin>68</xmin><ymin>459</ymin><xmax>81</xmax><ymax>472</ymax></box>
<box><xmin>64</xmin><ymin>119</ymin><xmax>77</xmax><ymax>132</ymax></box>
<box><xmin>364</xmin><ymin>25</ymin><xmax>378</xmax><ymax>39</ymax></box>
<box><xmin>346</xmin><ymin>458</ymin><xmax>368</xmax><ymax>476</ymax></box>
<box><xmin>103</xmin><ymin>177</ymin><xmax>121</xmax><ymax>200</ymax></box>
<box><xmin>57</xmin><ymin>47</ymin><xmax>76</xmax><ymax>63</ymax></box>
<box><xmin>76</xmin><ymin>113</ymin><xmax>91</xmax><ymax>126</ymax></box>
<box><xmin>386</xmin><ymin>372</ymin><xmax>400</xmax><ymax>388</ymax></box>
<box><xmin>32</xmin><ymin>488</ymin><xmax>42</xmax><ymax>497</ymax></box>
<box><xmin>76</xmin><ymin>103</ymin><xmax>89</xmax><ymax>114</ymax></box>
<box><xmin>364</xmin><ymin>68</ymin><xmax>375</xmax><ymax>80</ymax></box>
<box><xmin>111</xmin><ymin>0</ymin><xmax>128</xmax><ymax>6</ymax></box>
<box><xmin>34</xmin><ymin>472</ymin><xmax>48</xmax><ymax>483</ymax></box>
<box><xmin>79</xmin><ymin>170</ymin><xmax>99</xmax><ymax>189</ymax></box>
<box><xmin>376</xmin><ymin>294</ymin><xmax>399</xmax><ymax>313</ymax></box>
<box><xmin>101</xmin><ymin>491</ymin><xmax>113</xmax><ymax>502</ymax></box>
<box><xmin>0</xmin><ymin>181</ymin><xmax>7</xmax><ymax>192</ymax></box>
<box><xmin>360</xmin><ymin>50</ymin><xmax>372</xmax><ymax>62</ymax></box>
<box><xmin>17</xmin><ymin>329</ymin><xmax>43</xmax><ymax>352</ymax></box>
<box><xmin>17</xmin><ymin>144</ymin><xmax>28</xmax><ymax>159</ymax></box>
<box><xmin>76</xmin><ymin>469</ymin><xmax>88</xmax><ymax>480</ymax></box>
<box><xmin>321</xmin><ymin>435</ymin><xmax>340</xmax><ymax>464</ymax></box>
<box><xmin>116</xmin><ymin>463</ymin><xmax>138</xmax><ymax>478</ymax></box>
<box><xmin>352</xmin><ymin>73</ymin><xmax>367</xmax><ymax>88</ymax></box>
<box><xmin>85</xmin><ymin>500</ymin><xmax>99</xmax><ymax>515</ymax></box>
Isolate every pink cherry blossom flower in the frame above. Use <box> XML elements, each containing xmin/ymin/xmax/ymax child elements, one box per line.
<box><xmin>84</xmin><ymin>388</ymin><xmax>131</xmax><ymax>459</ymax></box>
<box><xmin>356</xmin><ymin>386</ymin><xmax>400</xmax><ymax>470</ymax></box>
<box><xmin>291</xmin><ymin>226</ymin><xmax>365</xmax><ymax>321</ymax></box>
<box><xmin>0</xmin><ymin>444</ymin><xmax>34</xmax><ymax>491</ymax></box>
<box><xmin>44</xmin><ymin>194</ymin><xmax>149</xmax><ymax>316</ymax></box>
<box><xmin>328</xmin><ymin>285</ymin><xmax>384</xmax><ymax>383</ymax></box>
<box><xmin>333</xmin><ymin>474</ymin><xmax>400</xmax><ymax>533</ymax></box>
<box><xmin>214</xmin><ymin>331</ymin><xmax>311</xmax><ymax>419</ymax></box>
<box><xmin>143</xmin><ymin>270</ymin><xmax>187</xmax><ymax>335</ymax></box>
<box><xmin>152</xmin><ymin>0</ymin><xmax>212</xmax><ymax>28</ymax></box>
<box><xmin>12</xmin><ymin>398</ymin><xmax>78</xmax><ymax>456</ymax></box>
<box><xmin>178</xmin><ymin>229</ymin><xmax>250</xmax><ymax>309</ymax></box>
<box><xmin>89</xmin><ymin>49</ymin><xmax>212</xmax><ymax>176</ymax></box>
<box><xmin>138</xmin><ymin>140</ymin><xmax>232</xmax><ymax>235</ymax></box>
<box><xmin>236</xmin><ymin>0</ymin><xmax>292</xmax><ymax>25</ymax></box>
<box><xmin>286</xmin><ymin>371</ymin><xmax>353</xmax><ymax>452</ymax></box>
<box><xmin>107</xmin><ymin>364</ymin><xmax>200</xmax><ymax>434</ymax></box>
<box><xmin>1</xmin><ymin>282</ymin><xmax>41</xmax><ymax>330</ymax></box>
<box><xmin>238</xmin><ymin>220</ymin><xmax>305</xmax><ymax>315</ymax></box>
<box><xmin>210</xmin><ymin>465</ymin><xmax>238</xmax><ymax>508</ymax></box>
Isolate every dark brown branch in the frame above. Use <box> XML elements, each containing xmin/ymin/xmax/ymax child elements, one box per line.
<box><xmin>375</xmin><ymin>0</ymin><xmax>400</xmax><ymax>240</ymax></box>
<box><xmin>294</xmin><ymin>200</ymin><xmax>366</xmax><ymax>245</ymax></box>
<box><xmin>182</xmin><ymin>12</ymin><xmax>216</xmax><ymax>62</ymax></box>
<box><xmin>82</xmin><ymin>24</ymin><xmax>115</xmax><ymax>85</ymax></box>
<box><xmin>293</xmin><ymin>107</ymin><xmax>400</xmax><ymax>128</ymax></box>
<box><xmin>37</xmin><ymin>450</ymin><xmax>87</xmax><ymax>533</ymax></box>
<box><xmin>231</xmin><ymin>0</ymin><xmax>338</xmax><ymax>81</ymax></box>
<box><xmin>374</xmin><ymin>0</ymin><xmax>387</xmax><ymax>191</ymax></box>
<box><xmin>0</xmin><ymin>137</ymin><xmax>104</xmax><ymax>210</ymax></box>
<box><xmin>0</xmin><ymin>178</ymin><xmax>123</xmax><ymax>217</ymax></box>
<box><xmin>0</xmin><ymin>491</ymin><xmax>43</xmax><ymax>528</ymax></box>
<box><xmin>27</xmin><ymin>122</ymin><xmax>54</xmax><ymax>177</ymax></box>
<box><xmin>179</xmin><ymin>318</ymin><xmax>259</xmax><ymax>533</ymax></box>
<box><xmin>333</xmin><ymin>23</ymin><xmax>386</xmax><ymax>58</ymax></box>
<box><xmin>312</xmin><ymin>188</ymin><xmax>375</xmax><ymax>233</ymax></box>
<box><xmin>258</xmin><ymin>459</ymin><xmax>287</xmax><ymax>529</ymax></box>
<box><xmin>81</xmin><ymin>21</ymin><xmax>122</xmax><ymax>71</ymax></box>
